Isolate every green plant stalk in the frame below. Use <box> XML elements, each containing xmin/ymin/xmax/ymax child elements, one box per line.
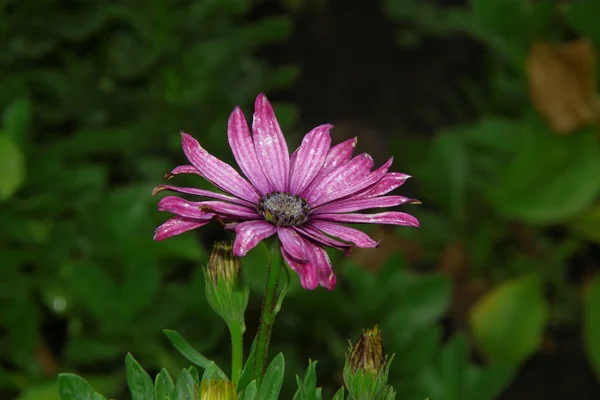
<box><xmin>228</xmin><ymin>320</ymin><xmax>244</xmax><ymax>385</ymax></box>
<box><xmin>253</xmin><ymin>239</ymin><xmax>284</xmax><ymax>383</ymax></box>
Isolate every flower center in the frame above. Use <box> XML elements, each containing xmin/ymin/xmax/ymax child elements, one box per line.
<box><xmin>257</xmin><ymin>192</ymin><xmax>311</xmax><ymax>227</ymax></box>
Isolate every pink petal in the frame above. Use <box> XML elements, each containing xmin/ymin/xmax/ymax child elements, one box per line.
<box><xmin>310</xmin><ymin>137</ymin><xmax>358</xmax><ymax>187</ymax></box>
<box><xmin>303</xmin><ymin>153</ymin><xmax>374</xmax><ymax>206</ymax></box>
<box><xmin>320</xmin><ymin>137</ymin><xmax>357</xmax><ymax>174</ymax></box>
<box><xmin>199</xmin><ymin>201</ymin><xmax>262</xmax><ymax>219</ymax></box>
<box><xmin>282</xmin><ymin>235</ymin><xmax>337</xmax><ymax>291</ymax></box>
<box><xmin>288</xmin><ymin>124</ymin><xmax>332</xmax><ymax>195</ymax></box>
<box><xmin>277</xmin><ymin>227</ymin><xmax>308</xmax><ymax>262</ymax></box>
<box><xmin>252</xmin><ymin>94</ymin><xmax>290</xmax><ymax>191</ymax></box>
<box><xmin>157</xmin><ymin>196</ymin><xmax>215</xmax><ymax>219</ymax></box>
<box><xmin>307</xmin><ymin>243</ymin><xmax>336</xmax><ymax>291</ymax></box>
<box><xmin>311</xmin><ymin>157</ymin><xmax>394</xmax><ymax>208</ymax></box>
<box><xmin>233</xmin><ymin>220</ymin><xmax>276</xmax><ymax>257</ymax></box>
<box><xmin>295</xmin><ymin>225</ymin><xmax>351</xmax><ymax>251</ymax></box>
<box><xmin>310</xmin><ymin>220</ymin><xmax>378</xmax><ymax>248</ymax></box>
<box><xmin>282</xmin><ymin>248</ymin><xmax>318</xmax><ymax>290</ymax></box>
<box><xmin>228</xmin><ymin>107</ymin><xmax>272</xmax><ymax>195</ymax></box>
<box><xmin>315</xmin><ymin>211</ymin><xmax>420</xmax><ymax>227</ymax></box>
<box><xmin>152</xmin><ymin>185</ymin><xmax>252</xmax><ymax>206</ymax></box>
<box><xmin>166</xmin><ymin>165</ymin><xmax>201</xmax><ymax>178</ymax></box>
<box><xmin>313</xmin><ymin>195</ymin><xmax>413</xmax><ymax>214</ymax></box>
<box><xmin>153</xmin><ymin>216</ymin><xmax>210</xmax><ymax>241</ymax></box>
<box><xmin>181</xmin><ymin>132</ymin><xmax>259</xmax><ymax>203</ymax></box>
<box><xmin>352</xmin><ymin>172</ymin><xmax>410</xmax><ymax>199</ymax></box>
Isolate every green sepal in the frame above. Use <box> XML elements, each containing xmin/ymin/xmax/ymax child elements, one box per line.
<box><xmin>204</xmin><ymin>268</ymin><xmax>249</xmax><ymax>328</ymax></box>
<box><xmin>155</xmin><ymin>368</ymin><xmax>175</xmax><ymax>400</ymax></box>
<box><xmin>343</xmin><ymin>348</ymin><xmax>395</xmax><ymax>400</ymax></box>
<box><xmin>173</xmin><ymin>368</ymin><xmax>197</xmax><ymax>400</ymax></box>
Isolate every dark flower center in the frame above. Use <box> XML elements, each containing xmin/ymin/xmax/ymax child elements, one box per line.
<box><xmin>257</xmin><ymin>192</ymin><xmax>311</xmax><ymax>227</ymax></box>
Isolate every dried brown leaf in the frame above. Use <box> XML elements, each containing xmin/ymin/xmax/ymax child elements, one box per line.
<box><xmin>527</xmin><ymin>39</ymin><xmax>599</xmax><ymax>134</ymax></box>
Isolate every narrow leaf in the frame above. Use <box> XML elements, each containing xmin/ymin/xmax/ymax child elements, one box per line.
<box><xmin>163</xmin><ymin>329</ymin><xmax>227</xmax><ymax>379</ymax></box>
<box><xmin>257</xmin><ymin>353</ymin><xmax>285</xmax><ymax>400</ymax></box>
<box><xmin>238</xmin><ymin>339</ymin><xmax>257</xmax><ymax>390</ymax></box>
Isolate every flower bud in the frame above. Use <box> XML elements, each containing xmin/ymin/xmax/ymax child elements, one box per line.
<box><xmin>343</xmin><ymin>325</ymin><xmax>395</xmax><ymax>400</ymax></box>
<box><xmin>204</xmin><ymin>241</ymin><xmax>249</xmax><ymax>327</ymax></box>
<box><xmin>199</xmin><ymin>379</ymin><xmax>237</xmax><ymax>400</ymax></box>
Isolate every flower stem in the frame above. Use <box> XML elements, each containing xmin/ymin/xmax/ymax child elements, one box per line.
<box><xmin>254</xmin><ymin>239</ymin><xmax>284</xmax><ymax>383</ymax></box>
<box><xmin>229</xmin><ymin>321</ymin><xmax>244</xmax><ymax>386</ymax></box>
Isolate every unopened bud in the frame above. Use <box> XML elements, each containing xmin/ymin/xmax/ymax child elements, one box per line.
<box><xmin>349</xmin><ymin>325</ymin><xmax>385</xmax><ymax>374</ymax></box>
<box><xmin>343</xmin><ymin>325</ymin><xmax>395</xmax><ymax>400</ymax></box>
<box><xmin>204</xmin><ymin>241</ymin><xmax>249</xmax><ymax>327</ymax></box>
<box><xmin>207</xmin><ymin>241</ymin><xmax>241</xmax><ymax>285</ymax></box>
<box><xmin>199</xmin><ymin>379</ymin><xmax>237</xmax><ymax>400</ymax></box>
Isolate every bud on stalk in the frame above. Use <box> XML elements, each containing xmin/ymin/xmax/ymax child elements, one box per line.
<box><xmin>343</xmin><ymin>325</ymin><xmax>396</xmax><ymax>400</ymax></box>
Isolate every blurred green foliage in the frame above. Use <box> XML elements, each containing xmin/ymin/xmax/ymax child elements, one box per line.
<box><xmin>1</xmin><ymin>0</ymin><xmax>297</xmax><ymax>398</ymax></box>
<box><xmin>2</xmin><ymin>0</ymin><xmax>600</xmax><ymax>399</ymax></box>
<box><xmin>384</xmin><ymin>0</ymin><xmax>600</xmax><ymax>395</ymax></box>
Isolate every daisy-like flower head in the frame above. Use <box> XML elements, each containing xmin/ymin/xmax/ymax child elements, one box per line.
<box><xmin>153</xmin><ymin>94</ymin><xmax>419</xmax><ymax>291</ymax></box>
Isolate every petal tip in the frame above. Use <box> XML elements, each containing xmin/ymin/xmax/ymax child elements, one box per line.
<box><xmin>152</xmin><ymin>185</ymin><xmax>167</xmax><ymax>196</ymax></box>
<box><xmin>323</xmin><ymin>275</ymin><xmax>337</xmax><ymax>291</ymax></box>
<box><xmin>255</xmin><ymin>93</ymin><xmax>270</xmax><ymax>107</ymax></box>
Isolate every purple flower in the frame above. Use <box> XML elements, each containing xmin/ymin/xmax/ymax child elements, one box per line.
<box><xmin>153</xmin><ymin>94</ymin><xmax>419</xmax><ymax>290</ymax></box>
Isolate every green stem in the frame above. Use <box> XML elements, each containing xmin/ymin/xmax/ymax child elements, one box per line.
<box><xmin>229</xmin><ymin>321</ymin><xmax>244</xmax><ymax>386</ymax></box>
<box><xmin>253</xmin><ymin>239</ymin><xmax>284</xmax><ymax>383</ymax></box>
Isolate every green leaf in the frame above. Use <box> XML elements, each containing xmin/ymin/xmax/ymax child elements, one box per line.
<box><xmin>464</xmin><ymin>363</ymin><xmax>514</xmax><ymax>400</ymax></box>
<box><xmin>3</xmin><ymin>98</ymin><xmax>32</xmax><ymax>144</ymax></box>
<box><xmin>569</xmin><ymin>206</ymin><xmax>600</xmax><ymax>245</ymax></box>
<box><xmin>189</xmin><ymin>366</ymin><xmax>200</xmax><ymax>384</ymax></box>
<box><xmin>18</xmin><ymin>381</ymin><xmax>60</xmax><ymax>400</ymax></box>
<box><xmin>238</xmin><ymin>339</ymin><xmax>257</xmax><ymax>391</ymax></box>
<box><xmin>331</xmin><ymin>387</ymin><xmax>345</xmax><ymax>400</ymax></box>
<box><xmin>583</xmin><ymin>274</ymin><xmax>600</xmax><ymax>380</ymax></box>
<box><xmin>201</xmin><ymin>362</ymin><xmax>225</xmax><ymax>382</ymax></box>
<box><xmin>565</xmin><ymin>0</ymin><xmax>600</xmax><ymax>44</ymax></box>
<box><xmin>163</xmin><ymin>330</ymin><xmax>227</xmax><ymax>379</ymax></box>
<box><xmin>257</xmin><ymin>353</ymin><xmax>285</xmax><ymax>400</ymax></box>
<box><xmin>0</xmin><ymin>133</ymin><xmax>25</xmax><ymax>200</ymax></box>
<box><xmin>469</xmin><ymin>275</ymin><xmax>549</xmax><ymax>365</ymax></box>
<box><xmin>418</xmin><ymin>132</ymin><xmax>468</xmax><ymax>220</ymax></box>
<box><xmin>155</xmin><ymin>368</ymin><xmax>175</xmax><ymax>400</ymax></box>
<box><xmin>125</xmin><ymin>353</ymin><xmax>154</xmax><ymax>400</ymax></box>
<box><xmin>92</xmin><ymin>395</ymin><xmax>107</xmax><ymax>400</ymax></box>
<box><xmin>240</xmin><ymin>380</ymin><xmax>258</xmax><ymax>400</ymax></box>
<box><xmin>293</xmin><ymin>359</ymin><xmax>318</xmax><ymax>400</ymax></box>
<box><xmin>438</xmin><ymin>335</ymin><xmax>469</xmax><ymax>400</ymax></box>
<box><xmin>487</xmin><ymin>128</ymin><xmax>600</xmax><ymax>224</ymax></box>
<box><xmin>57</xmin><ymin>374</ymin><xmax>95</xmax><ymax>400</ymax></box>
<box><xmin>173</xmin><ymin>368</ymin><xmax>197</xmax><ymax>400</ymax></box>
